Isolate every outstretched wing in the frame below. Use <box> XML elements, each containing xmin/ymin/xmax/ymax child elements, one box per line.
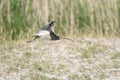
<box><xmin>40</xmin><ymin>21</ymin><xmax>56</xmax><ymax>30</ymax></box>
<box><xmin>33</xmin><ymin>21</ymin><xmax>56</xmax><ymax>37</ymax></box>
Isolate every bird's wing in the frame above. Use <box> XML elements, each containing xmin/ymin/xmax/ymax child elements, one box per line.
<box><xmin>40</xmin><ymin>24</ymin><xmax>49</xmax><ymax>30</ymax></box>
<box><xmin>40</xmin><ymin>21</ymin><xmax>56</xmax><ymax>30</ymax></box>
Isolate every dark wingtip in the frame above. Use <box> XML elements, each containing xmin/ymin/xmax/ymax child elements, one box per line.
<box><xmin>49</xmin><ymin>21</ymin><xmax>56</xmax><ymax>26</ymax></box>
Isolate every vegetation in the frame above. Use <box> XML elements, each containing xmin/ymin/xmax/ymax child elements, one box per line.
<box><xmin>0</xmin><ymin>1</ymin><xmax>120</xmax><ymax>79</ymax></box>
<box><xmin>0</xmin><ymin>38</ymin><xmax>120</xmax><ymax>80</ymax></box>
<box><xmin>0</xmin><ymin>0</ymin><xmax>120</xmax><ymax>41</ymax></box>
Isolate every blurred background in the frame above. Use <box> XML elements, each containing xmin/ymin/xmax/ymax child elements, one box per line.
<box><xmin>0</xmin><ymin>0</ymin><xmax>120</xmax><ymax>41</ymax></box>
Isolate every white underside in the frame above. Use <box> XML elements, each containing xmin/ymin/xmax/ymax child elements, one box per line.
<box><xmin>34</xmin><ymin>30</ymin><xmax>50</xmax><ymax>36</ymax></box>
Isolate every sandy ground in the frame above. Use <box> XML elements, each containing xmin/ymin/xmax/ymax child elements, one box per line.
<box><xmin>0</xmin><ymin>38</ymin><xmax>120</xmax><ymax>80</ymax></box>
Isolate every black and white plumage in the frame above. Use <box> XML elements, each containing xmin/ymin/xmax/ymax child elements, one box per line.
<box><xmin>27</xmin><ymin>21</ymin><xmax>59</xmax><ymax>42</ymax></box>
<box><xmin>50</xmin><ymin>30</ymin><xmax>59</xmax><ymax>40</ymax></box>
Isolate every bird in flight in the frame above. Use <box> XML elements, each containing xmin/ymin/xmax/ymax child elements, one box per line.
<box><xmin>27</xmin><ymin>21</ymin><xmax>59</xmax><ymax>42</ymax></box>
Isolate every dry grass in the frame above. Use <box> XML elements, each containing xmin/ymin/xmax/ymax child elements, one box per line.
<box><xmin>0</xmin><ymin>38</ymin><xmax>120</xmax><ymax>80</ymax></box>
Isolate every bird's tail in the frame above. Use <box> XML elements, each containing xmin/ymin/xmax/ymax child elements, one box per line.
<box><xmin>27</xmin><ymin>39</ymin><xmax>35</xmax><ymax>43</ymax></box>
<box><xmin>61</xmin><ymin>37</ymin><xmax>75</xmax><ymax>42</ymax></box>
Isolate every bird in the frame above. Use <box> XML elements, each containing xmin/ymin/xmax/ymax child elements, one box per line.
<box><xmin>27</xmin><ymin>21</ymin><xmax>75</xmax><ymax>43</ymax></box>
<box><xmin>27</xmin><ymin>21</ymin><xmax>59</xmax><ymax>42</ymax></box>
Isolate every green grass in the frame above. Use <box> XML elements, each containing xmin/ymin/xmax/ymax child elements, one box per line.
<box><xmin>0</xmin><ymin>0</ymin><xmax>120</xmax><ymax>41</ymax></box>
<box><xmin>111</xmin><ymin>51</ymin><xmax>120</xmax><ymax>59</ymax></box>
